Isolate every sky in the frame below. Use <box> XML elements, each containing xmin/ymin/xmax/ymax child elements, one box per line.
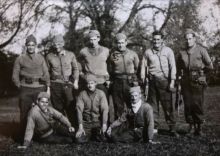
<box><xmin>2</xmin><ymin>0</ymin><xmax>220</xmax><ymax>54</ymax></box>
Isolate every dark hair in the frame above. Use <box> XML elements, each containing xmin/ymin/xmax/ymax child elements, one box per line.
<box><xmin>152</xmin><ymin>31</ymin><xmax>164</xmax><ymax>39</ymax></box>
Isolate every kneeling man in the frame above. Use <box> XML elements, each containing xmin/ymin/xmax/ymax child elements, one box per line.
<box><xmin>107</xmin><ymin>86</ymin><xmax>155</xmax><ymax>143</ymax></box>
<box><xmin>21</xmin><ymin>92</ymin><xmax>75</xmax><ymax>148</ymax></box>
<box><xmin>75</xmin><ymin>75</ymin><xmax>109</xmax><ymax>143</ymax></box>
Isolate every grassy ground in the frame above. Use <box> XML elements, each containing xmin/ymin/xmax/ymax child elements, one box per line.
<box><xmin>0</xmin><ymin>87</ymin><xmax>220</xmax><ymax>156</ymax></box>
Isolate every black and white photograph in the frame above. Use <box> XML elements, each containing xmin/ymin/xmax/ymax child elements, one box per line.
<box><xmin>0</xmin><ymin>0</ymin><xmax>220</xmax><ymax>155</ymax></box>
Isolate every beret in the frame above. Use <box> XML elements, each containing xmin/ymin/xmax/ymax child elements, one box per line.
<box><xmin>129</xmin><ymin>86</ymin><xmax>141</xmax><ymax>93</ymax></box>
<box><xmin>88</xmin><ymin>30</ymin><xmax>100</xmax><ymax>38</ymax></box>
<box><xmin>26</xmin><ymin>34</ymin><xmax>37</xmax><ymax>45</ymax></box>
<box><xmin>185</xmin><ymin>28</ymin><xmax>195</xmax><ymax>36</ymax></box>
<box><xmin>85</xmin><ymin>74</ymin><xmax>97</xmax><ymax>83</ymax></box>
<box><xmin>37</xmin><ymin>92</ymin><xmax>50</xmax><ymax>99</ymax></box>
<box><xmin>115</xmin><ymin>33</ymin><xmax>127</xmax><ymax>41</ymax></box>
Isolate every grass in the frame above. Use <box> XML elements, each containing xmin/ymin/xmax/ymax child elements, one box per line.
<box><xmin>0</xmin><ymin>86</ymin><xmax>220</xmax><ymax>156</ymax></box>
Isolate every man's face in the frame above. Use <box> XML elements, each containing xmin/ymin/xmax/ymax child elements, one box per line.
<box><xmin>89</xmin><ymin>36</ymin><xmax>100</xmax><ymax>48</ymax></box>
<box><xmin>87</xmin><ymin>81</ymin><xmax>97</xmax><ymax>92</ymax></box>
<box><xmin>152</xmin><ymin>35</ymin><xmax>163</xmax><ymax>50</ymax></box>
<box><xmin>117</xmin><ymin>39</ymin><xmax>127</xmax><ymax>52</ymax></box>
<box><xmin>185</xmin><ymin>33</ymin><xmax>196</xmax><ymax>48</ymax></box>
<box><xmin>26</xmin><ymin>41</ymin><xmax>36</xmax><ymax>54</ymax></box>
<box><xmin>54</xmin><ymin>42</ymin><xmax>64</xmax><ymax>53</ymax></box>
<box><xmin>130</xmin><ymin>91</ymin><xmax>141</xmax><ymax>104</ymax></box>
<box><xmin>37</xmin><ymin>97</ymin><xmax>49</xmax><ymax>112</ymax></box>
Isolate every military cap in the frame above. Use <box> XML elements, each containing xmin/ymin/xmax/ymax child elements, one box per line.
<box><xmin>88</xmin><ymin>30</ymin><xmax>100</xmax><ymax>38</ymax></box>
<box><xmin>37</xmin><ymin>92</ymin><xmax>50</xmax><ymax>99</ymax></box>
<box><xmin>26</xmin><ymin>34</ymin><xmax>37</xmax><ymax>45</ymax></box>
<box><xmin>129</xmin><ymin>86</ymin><xmax>141</xmax><ymax>93</ymax></box>
<box><xmin>85</xmin><ymin>74</ymin><xmax>97</xmax><ymax>83</ymax></box>
<box><xmin>185</xmin><ymin>28</ymin><xmax>195</xmax><ymax>36</ymax></box>
<box><xmin>115</xmin><ymin>33</ymin><xmax>127</xmax><ymax>41</ymax></box>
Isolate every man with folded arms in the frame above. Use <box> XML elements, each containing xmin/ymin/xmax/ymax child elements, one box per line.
<box><xmin>20</xmin><ymin>92</ymin><xmax>75</xmax><ymax>148</ymax></box>
<box><xmin>75</xmin><ymin>74</ymin><xmax>109</xmax><ymax>143</ymax></box>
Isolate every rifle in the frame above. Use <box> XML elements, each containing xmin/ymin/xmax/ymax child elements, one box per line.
<box><xmin>175</xmin><ymin>75</ymin><xmax>183</xmax><ymax>116</ymax></box>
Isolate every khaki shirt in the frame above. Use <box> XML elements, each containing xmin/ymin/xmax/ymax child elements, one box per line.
<box><xmin>12</xmin><ymin>53</ymin><xmax>50</xmax><ymax>88</ymax></box>
<box><xmin>109</xmin><ymin>48</ymin><xmax>139</xmax><ymax>76</ymax></box>
<box><xmin>76</xmin><ymin>89</ymin><xmax>109</xmax><ymax>125</ymax></box>
<box><xmin>46</xmin><ymin>50</ymin><xmax>79</xmax><ymax>83</ymax></box>
<box><xmin>178</xmin><ymin>44</ymin><xmax>213</xmax><ymax>74</ymax></box>
<box><xmin>24</xmin><ymin>105</ymin><xmax>72</xmax><ymax>142</ymax></box>
<box><xmin>141</xmin><ymin>46</ymin><xmax>176</xmax><ymax>80</ymax></box>
<box><xmin>79</xmin><ymin>45</ymin><xmax>109</xmax><ymax>84</ymax></box>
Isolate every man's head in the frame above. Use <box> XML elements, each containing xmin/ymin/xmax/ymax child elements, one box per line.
<box><xmin>85</xmin><ymin>74</ymin><xmax>97</xmax><ymax>92</ymax></box>
<box><xmin>129</xmin><ymin>86</ymin><xmax>141</xmax><ymax>104</ymax></box>
<box><xmin>52</xmin><ymin>34</ymin><xmax>65</xmax><ymax>53</ymax></box>
<box><xmin>37</xmin><ymin>92</ymin><xmax>50</xmax><ymax>112</ymax></box>
<box><xmin>115</xmin><ymin>33</ymin><xmax>127</xmax><ymax>52</ymax></box>
<box><xmin>152</xmin><ymin>31</ymin><xmax>164</xmax><ymax>50</ymax></box>
<box><xmin>88</xmin><ymin>30</ymin><xmax>100</xmax><ymax>48</ymax></box>
<box><xmin>26</xmin><ymin>35</ymin><xmax>37</xmax><ymax>54</ymax></box>
<box><xmin>184</xmin><ymin>28</ymin><xmax>196</xmax><ymax>48</ymax></box>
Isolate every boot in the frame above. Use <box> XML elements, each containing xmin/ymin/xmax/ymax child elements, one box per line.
<box><xmin>169</xmin><ymin>125</ymin><xmax>179</xmax><ymax>138</ymax></box>
<box><xmin>194</xmin><ymin>124</ymin><xmax>204</xmax><ymax>136</ymax></box>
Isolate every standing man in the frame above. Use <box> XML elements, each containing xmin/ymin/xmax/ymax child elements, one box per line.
<box><xmin>78</xmin><ymin>30</ymin><xmax>110</xmax><ymax>96</ymax></box>
<box><xmin>177</xmin><ymin>29</ymin><xmax>213</xmax><ymax>136</ymax></box>
<box><xmin>46</xmin><ymin>34</ymin><xmax>79</xmax><ymax>123</ymax></box>
<box><xmin>75</xmin><ymin>74</ymin><xmax>109</xmax><ymax>143</ymax></box>
<box><xmin>107</xmin><ymin>86</ymin><xmax>155</xmax><ymax>144</ymax></box>
<box><xmin>140</xmin><ymin>31</ymin><xmax>178</xmax><ymax>136</ymax></box>
<box><xmin>109</xmin><ymin>33</ymin><xmax>139</xmax><ymax>119</ymax></box>
<box><xmin>12</xmin><ymin>35</ymin><xmax>50</xmax><ymax>137</ymax></box>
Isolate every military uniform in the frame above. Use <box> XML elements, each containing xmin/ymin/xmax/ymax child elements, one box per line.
<box><xmin>12</xmin><ymin>36</ymin><xmax>50</xmax><ymax>136</ymax></box>
<box><xmin>109</xmin><ymin>48</ymin><xmax>139</xmax><ymax>119</ymax></box>
<box><xmin>23</xmin><ymin>101</ymin><xmax>74</xmax><ymax>146</ymax></box>
<box><xmin>178</xmin><ymin>44</ymin><xmax>213</xmax><ymax>127</ymax></box>
<box><xmin>141</xmin><ymin>46</ymin><xmax>176</xmax><ymax>130</ymax></box>
<box><xmin>78</xmin><ymin>45</ymin><xmax>110</xmax><ymax>95</ymax></box>
<box><xmin>76</xmin><ymin>88</ymin><xmax>109</xmax><ymax>142</ymax></box>
<box><xmin>109</xmin><ymin>102</ymin><xmax>154</xmax><ymax>143</ymax></box>
<box><xmin>46</xmin><ymin>50</ymin><xmax>79</xmax><ymax>124</ymax></box>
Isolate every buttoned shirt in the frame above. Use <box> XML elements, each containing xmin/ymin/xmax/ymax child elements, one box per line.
<box><xmin>141</xmin><ymin>46</ymin><xmax>176</xmax><ymax>80</ymax></box>
<box><xmin>12</xmin><ymin>53</ymin><xmax>50</xmax><ymax>88</ymax></box>
<box><xmin>109</xmin><ymin>48</ymin><xmax>139</xmax><ymax>76</ymax></box>
<box><xmin>177</xmin><ymin>44</ymin><xmax>213</xmax><ymax>76</ymax></box>
<box><xmin>110</xmin><ymin>102</ymin><xmax>154</xmax><ymax>140</ymax></box>
<box><xmin>24</xmin><ymin>105</ymin><xmax>72</xmax><ymax>142</ymax></box>
<box><xmin>79</xmin><ymin>45</ymin><xmax>109</xmax><ymax>84</ymax></box>
<box><xmin>46</xmin><ymin>50</ymin><xmax>79</xmax><ymax>83</ymax></box>
<box><xmin>76</xmin><ymin>89</ymin><xmax>109</xmax><ymax>125</ymax></box>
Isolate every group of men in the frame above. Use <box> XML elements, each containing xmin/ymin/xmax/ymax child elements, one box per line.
<box><xmin>12</xmin><ymin>28</ymin><xmax>213</xmax><ymax>148</ymax></box>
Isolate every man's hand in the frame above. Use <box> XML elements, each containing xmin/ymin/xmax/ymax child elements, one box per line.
<box><xmin>46</xmin><ymin>86</ymin><xmax>51</xmax><ymax>97</ymax></box>
<box><xmin>73</xmin><ymin>80</ymin><xmax>79</xmax><ymax>90</ymax></box>
<box><xmin>149</xmin><ymin>140</ymin><xmax>161</xmax><ymax>144</ymax></box>
<box><xmin>69</xmin><ymin>127</ymin><xmax>75</xmax><ymax>133</ymax></box>
<box><xmin>76</xmin><ymin>128</ymin><xmax>85</xmax><ymax>138</ymax></box>
<box><xmin>100</xmin><ymin>124</ymin><xmax>107</xmax><ymax>134</ymax></box>
<box><xmin>106</xmin><ymin>127</ymin><xmax>112</xmax><ymax>136</ymax></box>
<box><xmin>105</xmin><ymin>81</ymin><xmax>111</xmax><ymax>88</ymax></box>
